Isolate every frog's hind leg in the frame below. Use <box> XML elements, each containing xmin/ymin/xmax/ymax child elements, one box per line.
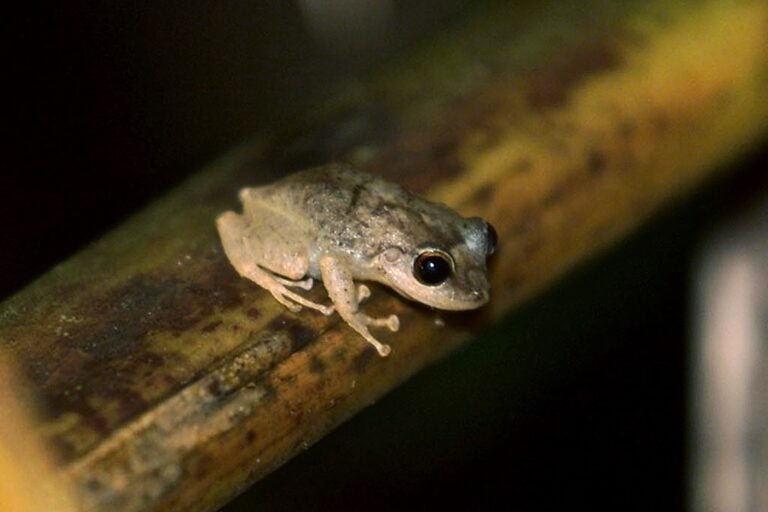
<box><xmin>243</xmin><ymin>265</ymin><xmax>333</xmax><ymax>315</ymax></box>
<box><xmin>216</xmin><ymin>211</ymin><xmax>333</xmax><ymax>315</ymax></box>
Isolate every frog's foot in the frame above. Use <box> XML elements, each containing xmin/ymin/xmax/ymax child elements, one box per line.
<box><xmin>275</xmin><ymin>276</ymin><xmax>314</xmax><ymax>291</ymax></box>
<box><xmin>361</xmin><ymin>313</ymin><xmax>399</xmax><ymax>332</ymax></box>
<box><xmin>242</xmin><ymin>265</ymin><xmax>333</xmax><ymax>315</ymax></box>
<box><xmin>344</xmin><ymin>313</ymin><xmax>399</xmax><ymax>356</ymax></box>
<box><xmin>270</xmin><ymin>285</ymin><xmax>334</xmax><ymax>316</ymax></box>
<box><xmin>348</xmin><ymin>323</ymin><xmax>392</xmax><ymax>357</ymax></box>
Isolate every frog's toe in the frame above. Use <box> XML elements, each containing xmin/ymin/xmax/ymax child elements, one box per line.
<box><xmin>273</xmin><ymin>294</ymin><xmax>302</xmax><ymax>313</ymax></box>
<box><xmin>279</xmin><ymin>288</ymin><xmax>334</xmax><ymax>316</ymax></box>
<box><xmin>356</xmin><ymin>284</ymin><xmax>371</xmax><ymax>302</ymax></box>
<box><xmin>360</xmin><ymin>313</ymin><xmax>399</xmax><ymax>332</ymax></box>
<box><xmin>275</xmin><ymin>276</ymin><xmax>314</xmax><ymax>290</ymax></box>
<box><xmin>294</xmin><ymin>277</ymin><xmax>314</xmax><ymax>290</ymax></box>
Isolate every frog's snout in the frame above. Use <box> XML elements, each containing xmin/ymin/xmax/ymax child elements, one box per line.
<box><xmin>470</xmin><ymin>287</ymin><xmax>490</xmax><ymax>306</ymax></box>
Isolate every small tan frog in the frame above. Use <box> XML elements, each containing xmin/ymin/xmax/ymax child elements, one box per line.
<box><xmin>216</xmin><ymin>163</ymin><xmax>496</xmax><ymax>356</ymax></box>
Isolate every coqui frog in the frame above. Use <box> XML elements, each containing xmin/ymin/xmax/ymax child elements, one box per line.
<box><xmin>216</xmin><ymin>163</ymin><xmax>496</xmax><ymax>356</ymax></box>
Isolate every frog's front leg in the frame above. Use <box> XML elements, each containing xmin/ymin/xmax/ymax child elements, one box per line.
<box><xmin>319</xmin><ymin>255</ymin><xmax>399</xmax><ymax>357</ymax></box>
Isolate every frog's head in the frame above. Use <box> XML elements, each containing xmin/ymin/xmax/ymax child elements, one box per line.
<box><xmin>375</xmin><ymin>217</ymin><xmax>496</xmax><ymax>310</ymax></box>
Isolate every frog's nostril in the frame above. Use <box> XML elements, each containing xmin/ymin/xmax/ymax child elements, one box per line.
<box><xmin>468</xmin><ymin>269</ymin><xmax>488</xmax><ymax>286</ymax></box>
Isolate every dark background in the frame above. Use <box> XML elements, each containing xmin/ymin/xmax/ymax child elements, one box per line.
<box><xmin>5</xmin><ymin>0</ymin><xmax>468</xmax><ymax>299</ymax></box>
<box><xmin>6</xmin><ymin>2</ymin><xmax>767</xmax><ymax>510</ymax></box>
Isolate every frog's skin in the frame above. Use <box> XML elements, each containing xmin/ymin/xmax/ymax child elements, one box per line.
<box><xmin>216</xmin><ymin>163</ymin><xmax>496</xmax><ymax>356</ymax></box>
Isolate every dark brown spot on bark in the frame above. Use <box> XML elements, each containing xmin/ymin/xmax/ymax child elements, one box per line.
<box><xmin>587</xmin><ymin>148</ymin><xmax>607</xmax><ymax>174</ymax></box>
<box><xmin>309</xmin><ymin>355</ymin><xmax>326</xmax><ymax>374</ymax></box>
<box><xmin>526</xmin><ymin>37</ymin><xmax>621</xmax><ymax>109</ymax></box>
<box><xmin>276</xmin><ymin>373</ymin><xmax>297</xmax><ymax>385</ymax></box>
<box><xmin>542</xmin><ymin>182</ymin><xmax>568</xmax><ymax>207</ymax></box>
<box><xmin>652</xmin><ymin>113</ymin><xmax>670</xmax><ymax>134</ymax></box>
<box><xmin>467</xmin><ymin>184</ymin><xmax>494</xmax><ymax>206</ymax></box>
<box><xmin>513</xmin><ymin>158</ymin><xmax>533</xmax><ymax>174</ymax></box>
<box><xmin>267</xmin><ymin>315</ymin><xmax>318</xmax><ymax>352</ymax></box>
<box><xmin>503</xmin><ymin>274</ymin><xmax>525</xmax><ymax>294</ymax></box>
<box><xmin>141</xmin><ymin>352</ymin><xmax>165</xmax><ymax>368</ymax></box>
<box><xmin>208</xmin><ymin>379</ymin><xmax>223</xmax><ymax>398</ymax></box>
<box><xmin>353</xmin><ymin>345</ymin><xmax>377</xmax><ymax>373</ymax></box>
<box><xmin>202</xmin><ymin>320</ymin><xmax>222</xmax><ymax>333</ymax></box>
<box><xmin>83</xmin><ymin>477</ymin><xmax>106</xmax><ymax>493</ymax></box>
<box><xmin>259</xmin><ymin>381</ymin><xmax>278</xmax><ymax>403</ymax></box>
<box><xmin>51</xmin><ymin>437</ymin><xmax>79</xmax><ymax>465</ymax></box>
<box><xmin>332</xmin><ymin>346</ymin><xmax>349</xmax><ymax>361</ymax></box>
<box><xmin>617</xmin><ymin>119</ymin><xmax>637</xmax><ymax>139</ymax></box>
<box><xmin>362</xmin><ymin>129</ymin><xmax>466</xmax><ymax>194</ymax></box>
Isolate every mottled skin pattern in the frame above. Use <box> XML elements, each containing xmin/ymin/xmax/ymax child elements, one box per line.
<box><xmin>217</xmin><ymin>163</ymin><xmax>495</xmax><ymax>356</ymax></box>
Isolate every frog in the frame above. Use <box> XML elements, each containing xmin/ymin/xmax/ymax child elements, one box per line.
<box><xmin>216</xmin><ymin>163</ymin><xmax>497</xmax><ymax>357</ymax></box>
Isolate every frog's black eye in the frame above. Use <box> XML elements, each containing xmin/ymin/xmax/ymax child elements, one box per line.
<box><xmin>486</xmin><ymin>222</ymin><xmax>498</xmax><ymax>256</ymax></box>
<box><xmin>413</xmin><ymin>251</ymin><xmax>452</xmax><ymax>286</ymax></box>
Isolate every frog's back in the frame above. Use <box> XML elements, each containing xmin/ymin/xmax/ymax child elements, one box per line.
<box><xmin>257</xmin><ymin>164</ymin><xmax>404</xmax><ymax>227</ymax></box>
<box><xmin>268</xmin><ymin>164</ymin><xmax>382</xmax><ymax>203</ymax></box>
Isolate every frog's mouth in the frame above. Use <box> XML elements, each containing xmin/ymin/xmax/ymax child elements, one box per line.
<box><xmin>393</xmin><ymin>281</ymin><xmax>489</xmax><ymax>311</ymax></box>
<box><xmin>429</xmin><ymin>286</ymin><xmax>490</xmax><ymax>311</ymax></box>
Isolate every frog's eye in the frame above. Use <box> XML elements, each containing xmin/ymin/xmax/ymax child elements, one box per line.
<box><xmin>413</xmin><ymin>250</ymin><xmax>453</xmax><ymax>286</ymax></box>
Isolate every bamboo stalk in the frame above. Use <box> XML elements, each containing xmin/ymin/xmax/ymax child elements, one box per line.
<box><xmin>1</xmin><ymin>1</ymin><xmax>767</xmax><ymax>511</ymax></box>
